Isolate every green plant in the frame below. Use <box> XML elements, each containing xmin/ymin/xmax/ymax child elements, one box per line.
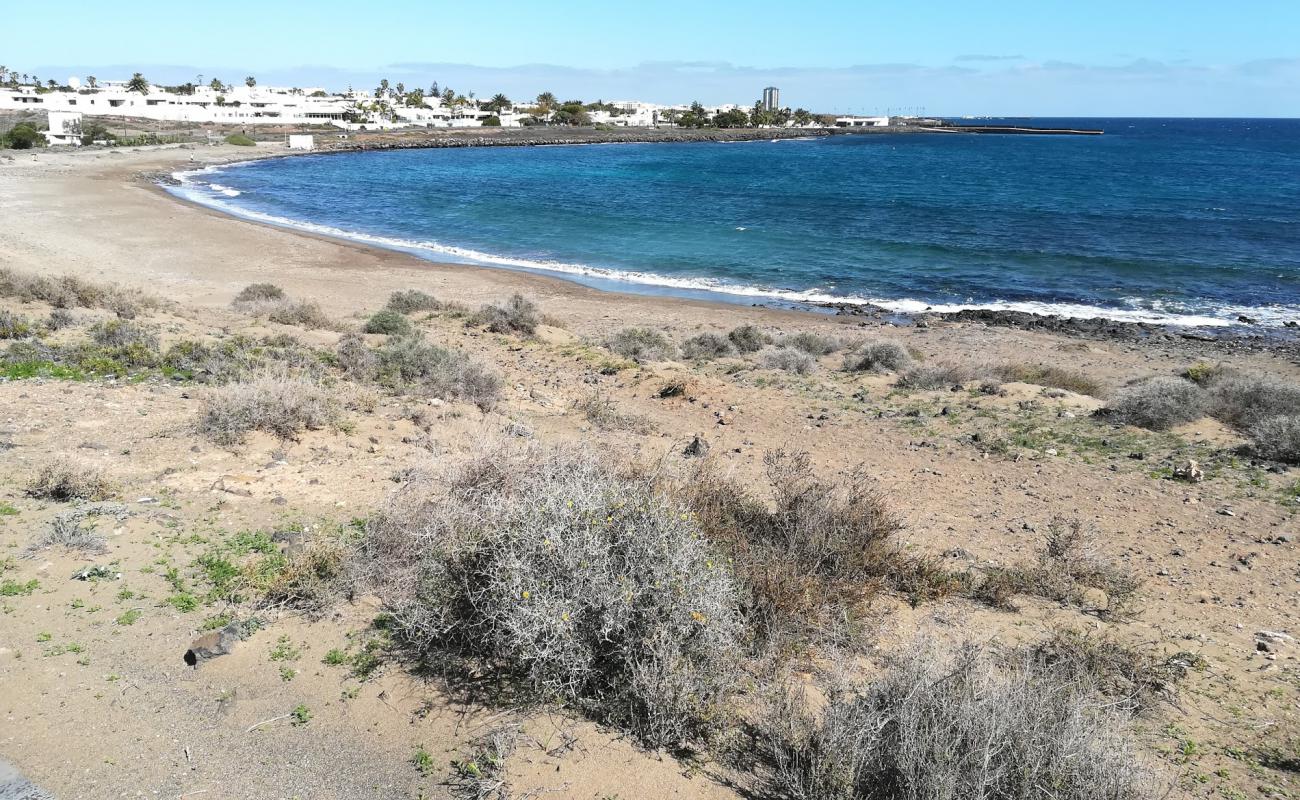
<box><xmin>0</xmin><ymin>501</ymin><xmax>18</xmax><ymax>516</ymax></box>
<box><xmin>728</xmin><ymin>325</ymin><xmax>771</xmax><ymax>354</ymax></box>
<box><xmin>1</xmin><ymin>578</ymin><xmax>40</xmax><ymax>596</ymax></box>
<box><xmin>385</xmin><ymin>289</ymin><xmax>443</xmax><ymax>313</ymax></box>
<box><xmin>322</xmin><ymin>648</ymin><xmax>347</xmax><ymax>666</ymax></box>
<box><xmin>225</xmin><ymin>133</ymin><xmax>256</xmax><ymax>146</ymax></box>
<box><xmin>681</xmin><ymin>333</ymin><xmax>734</xmax><ymax>361</ymax></box>
<box><xmin>269</xmin><ymin>635</ymin><xmax>301</xmax><ymax>662</ymax></box>
<box><xmin>115</xmin><ymin>609</ymin><xmax>142</xmax><ymax>626</ymax></box>
<box><xmin>290</xmin><ymin>704</ymin><xmax>311</xmax><ymax>725</ymax></box>
<box><xmin>605</xmin><ymin>327</ymin><xmax>676</xmax><ymax>363</ymax></box>
<box><xmin>363</xmin><ymin>309</ymin><xmax>414</xmax><ymax>336</ymax></box>
<box><xmin>469</xmin><ymin>294</ymin><xmax>540</xmax><ymax>336</ymax></box>
<box><xmin>412</xmin><ymin>745</ymin><xmax>434</xmax><ymax>775</ymax></box>
<box><xmin>375</xmin><ymin>335</ymin><xmax>501</xmax><ymax>410</ymax></box>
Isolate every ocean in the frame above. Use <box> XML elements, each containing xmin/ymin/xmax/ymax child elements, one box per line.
<box><xmin>173</xmin><ymin>118</ymin><xmax>1300</xmax><ymax>327</ymax></box>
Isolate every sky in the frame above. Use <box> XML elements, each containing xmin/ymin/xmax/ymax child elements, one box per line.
<box><xmin>4</xmin><ymin>0</ymin><xmax>1299</xmax><ymax>116</ymax></box>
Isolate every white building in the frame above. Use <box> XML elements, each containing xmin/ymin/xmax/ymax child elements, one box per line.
<box><xmin>834</xmin><ymin>116</ymin><xmax>890</xmax><ymax>128</ymax></box>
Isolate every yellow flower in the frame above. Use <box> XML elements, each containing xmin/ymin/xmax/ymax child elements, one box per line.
<box><xmin>690</xmin><ymin>611</ymin><xmax>708</xmax><ymax>624</ymax></box>
<box><xmin>561</xmin><ymin>612</ymin><xmax>570</xmax><ymax>622</ymax></box>
<box><xmin>522</xmin><ymin>591</ymin><xmax>530</xmax><ymax>600</ymax></box>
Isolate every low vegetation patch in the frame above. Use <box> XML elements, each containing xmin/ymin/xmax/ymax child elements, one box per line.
<box><xmin>996</xmin><ymin>363</ymin><xmax>1103</xmax><ymax>396</ymax></box>
<box><xmin>362</xmin><ymin>309</ymin><xmax>414</xmax><ymax>337</ymax></box>
<box><xmin>1250</xmin><ymin>414</ymin><xmax>1300</xmax><ymax>464</ymax></box>
<box><xmin>26</xmin><ymin>459</ymin><xmax>116</xmax><ymax>502</ymax></box>
<box><xmin>1102</xmin><ymin>376</ymin><xmax>1207</xmax><ymax>431</ymax></box>
<box><xmin>361</xmin><ymin>444</ymin><xmax>742</xmax><ymax>747</ymax></box>
<box><xmin>681</xmin><ymin>333</ymin><xmax>734</xmax><ymax>361</ymax></box>
<box><xmin>895</xmin><ymin>363</ymin><xmax>977</xmax><ymax>391</ymax></box>
<box><xmin>0</xmin><ymin>267</ymin><xmax>155</xmax><ymax>319</ymax></box>
<box><xmin>728</xmin><ymin>324</ymin><xmax>772</xmax><ymax>354</ymax></box>
<box><xmin>224</xmin><ymin>133</ymin><xmax>256</xmax><ymax>146</ymax></box>
<box><xmin>606</xmin><ymin>327</ymin><xmax>676</xmax><ymax>363</ymax></box>
<box><xmin>469</xmin><ymin>294</ymin><xmax>540</xmax><ymax>336</ymax></box>
<box><xmin>760</xmin><ymin>346</ymin><xmax>816</xmax><ymax>375</ymax></box>
<box><xmin>231</xmin><ymin>284</ymin><xmax>338</xmax><ymax>330</ymax></box>
<box><xmin>842</xmin><ymin>341</ymin><xmax>912</xmax><ymax>374</ymax></box>
<box><xmin>232</xmin><ymin>283</ymin><xmax>286</xmax><ymax>304</ymax></box>
<box><xmin>575</xmin><ymin>392</ymin><xmax>654</xmax><ymax>433</ymax></box>
<box><xmin>385</xmin><ymin>289</ymin><xmax>443</xmax><ymax>314</ymax></box>
<box><xmin>375</xmin><ymin>335</ymin><xmax>501</xmax><ymax>410</ymax></box>
<box><xmin>767</xmin><ymin>643</ymin><xmax>1163</xmax><ymax>800</ymax></box>
<box><xmin>778</xmin><ymin>331</ymin><xmax>844</xmax><ymax>356</ymax></box>
<box><xmin>199</xmin><ymin>373</ymin><xmax>348</xmax><ymax>445</ymax></box>
<box><xmin>0</xmin><ymin>310</ymin><xmax>32</xmax><ymax>339</ymax></box>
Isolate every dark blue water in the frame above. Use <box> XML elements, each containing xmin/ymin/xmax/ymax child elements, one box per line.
<box><xmin>177</xmin><ymin>118</ymin><xmax>1300</xmax><ymax>326</ymax></box>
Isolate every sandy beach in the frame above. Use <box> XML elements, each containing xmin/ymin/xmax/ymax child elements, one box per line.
<box><xmin>1</xmin><ymin>141</ymin><xmax>1297</xmax><ymax>799</ymax></box>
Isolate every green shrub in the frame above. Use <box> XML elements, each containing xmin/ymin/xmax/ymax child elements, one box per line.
<box><xmin>480</xmin><ymin>115</ymin><xmax>502</xmax><ymax>127</ymax></box>
<box><xmin>363</xmin><ymin>309</ymin><xmax>414</xmax><ymax>336</ymax></box>
<box><xmin>2</xmin><ymin>123</ymin><xmax>45</xmax><ymax>150</ymax></box>
<box><xmin>842</xmin><ymin>341</ymin><xmax>912</xmax><ymax>373</ymax></box>
<box><xmin>225</xmin><ymin>133</ymin><xmax>256</xmax><ymax>146</ymax></box>
<box><xmin>361</xmin><ymin>444</ymin><xmax>742</xmax><ymax>747</ymax></box>
<box><xmin>606</xmin><ymin>327</ymin><xmax>676</xmax><ymax>363</ymax></box>
<box><xmin>1104</xmin><ymin>376</ymin><xmax>1207</xmax><ymax>431</ymax></box>
<box><xmin>995</xmin><ymin>364</ymin><xmax>1103</xmax><ymax>396</ymax></box>
<box><xmin>335</xmin><ymin>331</ymin><xmax>377</xmax><ymax>381</ymax></box>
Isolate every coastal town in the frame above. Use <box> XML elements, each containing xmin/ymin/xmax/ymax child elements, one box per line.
<box><xmin>0</xmin><ymin>67</ymin><xmax>894</xmax><ymax>147</ymax></box>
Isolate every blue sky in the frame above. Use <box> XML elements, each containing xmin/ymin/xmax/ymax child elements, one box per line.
<box><xmin>5</xmin><ymin>0</ymin><xmax>1299</xmax><ymax>115</ymax></box>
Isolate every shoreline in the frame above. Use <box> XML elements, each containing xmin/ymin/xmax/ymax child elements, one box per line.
<box><xmin>152</xmin><ymin>140</ymin><xmax>1299</xmax><ymax>354</ymax></box>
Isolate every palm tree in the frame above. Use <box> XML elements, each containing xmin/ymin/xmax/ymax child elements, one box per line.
<box><xmin>126</xmin><ymin>73</ymin><xmax>150</xmax><ymax>94</ymax></box>
<box><xmin>377</xmin><ymin>78</ymin><xmax>390</xmax><ymax>98</ymax></box>
<box><xmin>395</xmin><ymin>82</ymin><xmax>405</xmax><ymax>96</ymax></box>
<box><xmin>487</xmin><ymin>93</ymin><xmax>510</xmax><ymax>113</ymax></box>
<box><xmin>429</xmin><ymin>81</ymin><xmax>440</xmax><ymax>97</ymax></box>
<box><xmin>209</xmin><ymin>77</ymin><xmax>223</xmax><ymax>92</ymax></box>
<box><xmin>244</xmin><ymin>76</ymin><xmax>256</xmax><ymax>88</ymax></box>
<box><xmin>441</xmin><ymin>87</ymin><xmax>455</xmax><ymax>106</ymax></box>
<box><xmin>86</xmin><ymin>76</ymin><xmax>98</xmax><ymax>89</ymax></box>
<box><xmin>535</xmin><ymin>91</ymin><xmax>556</xmax><ymax>113</ymax></box>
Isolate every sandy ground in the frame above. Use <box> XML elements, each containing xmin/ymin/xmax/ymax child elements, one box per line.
<box><xmin>0</xmin><ymin>142</ymin><xmax>1297</xmax><ymax>799</ymax></box>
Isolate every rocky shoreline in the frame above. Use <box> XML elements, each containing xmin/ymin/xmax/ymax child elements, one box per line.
<box><xmin>823</xmin><ymin>301</ymin><xmax>1300</xmax><ymax>356</ymax></box>
<box><xmin>313</xmin><ymin>125</ymin><xmax>833</xmax><ymax>153</ymax></box>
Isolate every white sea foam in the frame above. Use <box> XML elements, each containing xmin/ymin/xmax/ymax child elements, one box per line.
<box><xmin>167</xmin><ymin>166</ymin><xmax>1299</xmax><ymax>329</ymax></box>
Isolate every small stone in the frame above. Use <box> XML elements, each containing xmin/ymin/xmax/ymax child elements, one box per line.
<box><xmin>1173</xmin><ymin>459</ymin><xmax>1204</xmax><ymax>483</ymax></box>
<box><xmin>683</xmin><ymin>434</ymin><xmax>709</xmax><ymax>458</ymax></box>
<box><xmin>184</xmin><ymin>623</ymin><xmax>242</xmax><ymax>667</ymax></box>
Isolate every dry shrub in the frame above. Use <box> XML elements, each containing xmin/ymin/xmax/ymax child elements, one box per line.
<box><xmin>363</xmin><ymin>309</ymin><xmax>414</xmax><ymax>336</ymax></box>
<box><xmin>896</xmin><ymin>363</ymin><xmax>978</xmax><ymax>391</ymax></box>
<box><xmin>1207</xmin><ymin>371</ymin><xmax>1300</xmax><ymax>430</ymax></box>
<box><xmin>680</xmin><ymin>453</ymin><xmax>927</xmax><ymax>652</ymax></box>
<box><xmin>976</xmin><ymin>517</ymin><xmax>1140</xmax><ymax>619</ymax></box>
<box><xmin>767</xmin><ymin>643</ymin><xmax>1163</xmax><ymax>800</ymax></box>
<box><xmin>995</xmin><ymin>363</ymin><xmax>1103</xmax><ymax>396</ymax></box>
<box><xmin>265</xmin><ymin>299</ymin><xmax>337</xmax><ymax>330</ymax></box>
<box><xmin>606</xmin><ymin>327</ymin><xmax>676</xmax><ymax>363</ymax></box>
<box><xmin>258</xmin><ymin>536</ymin><xmax>352</xmax><ymax>616</ymax></box>
<box><xmin>1103</xmin><ymin>376</ymin><xmax>1207</xmax><ymax>431</ymax></box>
<box><xmin>231</xmin><ymin>283</ymin><xmax>286</xmax><ymax>304</ymax></box>
<box><xmin>842</xmin><ymin>341</ymin><xmax>912</xmax><ymax>374</ymax></box>
<box><xmin>26</xmin><ymin>509</ymin><xmax>117</xmax><ymax>556</ymax></box>
<box><xmin>385</xmin><ymin>289</ymin><xmax>444</xmax><ymax>314</ymax></box>
<box><xmin>26</xmin><ymin>459</ymin><xmax>116</xmax><ymax>502</ymax></box>
<box><xmin>199</xmin><ymin>373</ymin><xmax>346</xmax><ymax>445</ymax></box>
<box><xmin>1023</xmin><ymin>628</ymin><xmax>1200</xmax><ymax>716</ymax></box>
<box><xmin>376</xmin><ymin>335</ymin><xmax>501</xmax><ymax>410</ymax></box>
<box><xmin>0</xmin><ymin>267</ymin><xmax>155</xmax><ymax>318</ymax></box>
<box><xmin>335</xmin><ymin>331</ymin><xmax>378</xmax><ymax>381</ymax></box>
<box><xmin>360</xmin><ymin>444</ymin><xmax>743</xmax><ymax>747</ymax></box>
<box><xmin>576</xmin><ymin>392</ymin><xmax>654</xmax><ymax>433</ymax></box>
<box><xmin>761</xmin><ymin>346</ymin><xmax>816</xmax><ymax>374</ymax></box>
<box><xmin>0</xmin><ymin>310</ymin><xmax>32</xmax><ymax>339</ymax></box>
<box><xmin>778</xmin><ymin>332</ymin><xmax>844</xmax><ymax>356</ymax></box>
<box><xmin>470</xmin><ymin>294</ymin><xmax>540</xmax><ymax>336</ymax></box>
<box><xmin>1250</xmin><ymin>414</ymin><xmax>1300</xmax><ymax>464</ymax></box>
<box><xmin>681</xmin><ymin>333</ymin><xmax>734</xmax><ymax>360</ymax></box>
<box><xmin>46</xmin><ymin>308</ymin><xmax>76</xmax><ymax>331</ymax></box>
<box><xmin>728</xmin><ymin>324</ymin><xmax>772</xmax><ymax>354</ymax></box>
<box><xmin>90</xmin><ymin>319</ymin><xmax>157</xmax><ymax>350</ymax></box>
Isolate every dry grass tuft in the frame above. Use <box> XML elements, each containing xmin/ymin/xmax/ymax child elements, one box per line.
<box><xmin>767</xmin><ymin>642</ymin><xmax>1164</xmax><ymax>800</ymax></box>
<box><xmin>0</xmin><ymin>267</ymin><xmax>155</xmax><ymax>318</ymax></box>
<box><xmin>26</xmin><ymin>459</ymin><xmax>116</xmax><ymax>502</ymax></box>
<box><xmin>606</xmin><ymin>327</ymin><xmax>677</xmax><ymax>363</ymax></box>
<box><xmin>728</xmin><ymin>324</ymin><xmax>772</xmax><ymax>354</ymax></box>
<box><xmin>778</xmin><ymin>332</ymin><xmax>844</xmax><ymax>356</ymax></box>
<box><xmin>761</xmin><ymin>346</ymin><xmax>817</xmax><ymax>374</ymax></box>
<box><xmin>385</xmin><ymin>289</ymin><xmax>444</xmax><ymax>314</ymax></box>
<box><xmin>1207</xmin><ymin>371</ymin><xmax>1300</xmax><ymax>430</ymax></box>
<box><xmin>199</xmin><ymin>373</ymin><xmax>347</xmax><ymax>445</ymax></box>
<box><xmin>842</xmin><ymin>341</ymin><xmax>912</xmax><ymax>374</ymax></box>
<box><xmin>1249</xmin><ymin>414</ymin><xmax>1300</xmax><ymax>464</ymax></box>
<box><xmin>576</xmin><ymin>392</ymin><xmax>654</xmax><ymax>433</ymax></box>
<box><xmin>995</xmin><ymin>363</ymin><xmax>1103</xmax><ymax>396</ymax></box>
<box><xmin>896</xmin><ymin>363</ymin><xmax>979</xmax><ymax>391</ymax></box>
<box><xmin>0</xmin><ymin>310</ymin><xmax>32</xmax><ymax>339</ymax></box>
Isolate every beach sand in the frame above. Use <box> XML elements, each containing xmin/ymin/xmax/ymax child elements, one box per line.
<box><xmin>0</xmin><ymin>141</ymin><xmax>1296</xmax><ymax>799</ymax></box>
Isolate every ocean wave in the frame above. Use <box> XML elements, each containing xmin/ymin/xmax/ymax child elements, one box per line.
<box><xmin>166</xmin><ymin>168</ymin><xmax>1298</xmax><ymax>329</ymax></box>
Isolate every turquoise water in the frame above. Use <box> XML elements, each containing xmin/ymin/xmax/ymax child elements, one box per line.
<box><xmin>174</xmin><ymin>118</ymin><xmax>1300</xmax><ymax>326</ymax></box>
